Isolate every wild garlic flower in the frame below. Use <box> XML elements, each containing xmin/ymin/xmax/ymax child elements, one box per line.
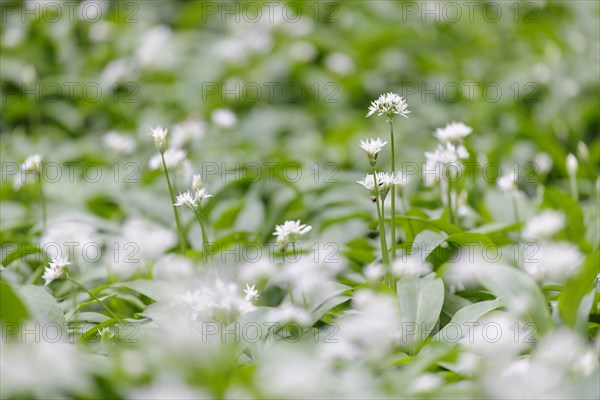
<box><xmin>357</xmin><ymin>172</ymin><xmax>405</xmax><ymax>192</ymax></box>
<box><xmin>192</xmin><ymin>174</ymin><xmax>203</xmax><ymax>191</ymax></box>
<box><xmin>148</xmin><ymin>148</ymin><xmax>187</xmax><ymax>170</ymax></box>
<box><xmin>566</xmin><ymin>153</ymin><xmax>578</xmax><ymax>176</ymax></box>
<box><xmin>149</xmin><ymin>126</ymin><xmax>168</xmax><ymax>154</ymax></box>
<box><xmin>273</xmin><ymin>220</ymin><xmax>312</xmax><ymax>251</ymax></box>
<box><xmin>434</xmin><ymin>122</ymin><xmax>472</xmax><ymax>143</ymax></box>
<box><xmin>359</xmin><ymin>138</ymin><xmax>388</xmax><ymax>166</ymax></box>
<box><xmin>522</xmin><ymin>210</ymin><xmax>565</xmax><ymax>240</ymax></box>
<box><xmin>243</xmin><ymin>284</ymin><xmax>259</xmax><ymax>302</ymax></box>
<box><xmin>211</xmin><ymin>108</ymin><xmax>237</xmax><ymax>128</ymax></box>
<box><xmin>103</xmin><ymin>131</ymin><xmax>136</xmax><ymax>155</ymax></box>
<box><xmin>42</xmin><ymin>257</ymin><xmax>71</xmax><ymax>286</ymax></box>
<box><xmin>534</xmin><ymin>152</ymin><xmax>553</xmax><ymax>174</ymax></box>
<box><xmin>171</xmin><ymin>119</ymin><xmax>205</xmax><ymax>148</ymax></box>
<box><xmin>23</xmin><ymin>154</ymin><xmax>42</xmax><ymax>173</ymax></box>
<box><xmin>174</xmin><ymin>188</ymin><xmax>212</xmax><ymax>212</ymax></box>
<box><xmin>13</xmin><ymin>154</ymin><xmax>43</xmax><ymax>190</ymax></box>
<box><xmin>497</xmin><ymin>173</ymin><xmax>518</xmax><ymax>193</ymax></box>
<box><xmin>366</xmin><ymin>92</ymin><xmax>410</xmax><ymax>119</ymax></box>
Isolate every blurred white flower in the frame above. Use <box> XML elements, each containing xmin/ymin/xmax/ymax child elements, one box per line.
<box><xmin>149</xmin><ymin>126</ymin><xmax>168</xmax><ymax>154</ymax></box>
<box><xmin>243</xmin><ymin>284</ymin><xmax>259</xmax><ymax>302</ymax></box>
<box><xmin>566</xmin><ymin>153</ymin><xmax>578</xmax><ymax>176</ymax></box>
<box><xmin>534</xmin><ymin>152</ymin><xmax>553</xmax><ymax>174</ymax></box>
<box><xmin>367</xmin><ymin>92</ymin><xmax>410</xmax><ymax>119</ymax></box>
<box><xmin>171</xmin><ymin>120</ymin><xmax>206</xmax><ymax>148</ymax></box>
<box><xmin>40</xmin><ymin>218</ymin><xmax>98</xmax><ymax>263</ymax></box>
<box><xmin>103</xmin><ymin>131</ymin><xmax>136</xmax><ymax>155</ymax></box>
<box><xmin>522</xmin><ymin>210</ymin><xmax>565</xmax><ymax>240</ymax></box>
<box><xmin>523</xmin><ymin>241</ymin><xmax>582</xmax><ymax>283</ymax></box>
<box><xmin>42</xmin><ymin>257</ymin><xmax>70</xmax><ymax>286</ymax></box>
<box><xmin>211</xmin><ymin>109</ymin><xmax>237</xmax><ymax>128</ymax></box>
<box><xmin>266</xmin><ymin>304</ymin><xmax>311</xmax><ymax>326</ymax></box>
<box><xmin>497</xmin><ymin>173</ymin><xmax>517</xmax><ymax>193</ymax></box>
<box><xmin>136</xmin><ymin>25</ymin><xmax>174</xmax><ymax>69</ymax></box>
<box><xmin>577</xmin><ymin>141</ymin><xmax>589</xmax><ymax>161</ymax></box>
<box><xmin>364</xmin><ymin>263</ymin><xmax>385</xmax><ymax>282</ymax></box>
<box><xmin>392</xmin><ymin>254</ymin><xmax>432</xmax><ymax>278</ymax></box>
<box><xmin>324</xmin><ymin>52</ymin><xmax>355</xmax><ymax>75</ymax></box>
<box><xmin>149</xmin><ymin>148</ymin><xmax>187</xmax><ymax>170</ymax></box>
<box><xmin>434</xmin><ymin>122</ymin><xmax>472</xmax><ymax>143</ymax></box>
<box><xmin>13</xmin><ymin>154</ymin><xmax>43</xmax><ymax>190</ymax></box>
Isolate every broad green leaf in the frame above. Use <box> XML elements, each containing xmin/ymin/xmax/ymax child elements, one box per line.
<box><xmin>0</xmin><ymin>279</ymin><xmax>29</xmax><ymax>324</ymax></box>
<box><xmin>559</xmin><ymin>250</ymin><xmax>600</xmax><ymax>331</ymax></box>
<box><xmin>111</xmin><ymin>280</ymin><xmax>172</xmax><ymax>303</ymax></box>
<box><xmin>477</xmin><ymin>264</ymin><xmax>551</xmax><ymax>333</ymax></box>
<box><xmin>434</xmin><ymin>299</ymin><xmax>502</xmax><ymax>344</ymax></box>
<box><xmin>397</xmin><ymin>276</ymin><xmax>445</xmax><ymax>353</ymax></box>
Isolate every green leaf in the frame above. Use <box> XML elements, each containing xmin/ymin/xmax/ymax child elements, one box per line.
<box><xmin>397</xmin><ymin>276</ymin><xmax>445</xmax><ymax>353</ymax></box>
<box><xmin>14</xmin><ymin>285</ymin><xmax>67</xmax><ymax>338</ymax></box>
<box><xmin>111</xmin><ymin>280</ymin><xmax>172</xmax><ymax>302</ymax></box>
<box><xmin>434</xmin><ymin>299</ymin><xmax>502</xmax><ymax>344</ymax></box>
<box><xmin>559</xmin><ymin>250</ymin><xmax>600</xmax><ymax>331</ymax></box>
<box><xmin>477</xmin><ymin>264</ymin><xmax>551</xmax><ymax>333</ymax></box>
<box><xmin>0</xmin><ymin>279</ymin><xmax>29</xmax><ymax>324</ymax></box>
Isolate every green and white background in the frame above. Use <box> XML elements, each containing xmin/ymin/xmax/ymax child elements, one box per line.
<box><xmin>1</xmin><ymin>1</ymin><xmax>599</xmax><ymax>399</ymax></box>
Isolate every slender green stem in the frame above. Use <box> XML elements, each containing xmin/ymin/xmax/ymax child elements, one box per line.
<box><xmin>569</xmin><ymin>173</ymin><xmax>579</xmax><ymax>201</ymax></box>
<box><xmin>512</xmin><ymin>194</ymin><xmax>520</xmax><ymax>223</ymax></box>
<box><xmin>287</xmin><ymin>280</ymin><xmax>295</xmax><ymax>305</ymax></box>
<box><xmin>372</xmin><ymin>169</ymin><xmax>390</xmax><ymax>267</ymax></box>
<box><xmin>67</xmin><ymin>277</ymin><xmax>123</xmax><ymax>325</ymax></box>
<box><xmin>195</xmin><ymin>208</ymin><xmax>210</xmax><ymax>255</ymax></box>
<box><xmin>38</xmin><ymin>176</ymin><xmax>47</xmax><ymax>231</ymax></box>
<box><xmin>388</xmin><ymin>120</ymin><xmax>397</xmax><ymax>260</ymax></box>
<box><xmin>398</xmin><ymin>196</ymin><xmax>416</xmax><ymax>240</ymax></box>
<box><xmin>446</xmin><ymin>179</ymin><xmax>455</xmax><ymax>225</ymax></box>
<box><xmin>161</xmin><ymin>154</ymin><xmax>186</xmax><ymax>253</ymax></box>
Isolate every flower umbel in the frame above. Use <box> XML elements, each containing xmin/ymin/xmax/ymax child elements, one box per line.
<box><xmin>174</xmin><ymin>188</ymin><xmax>212</xmax><ymax>212</ymax></box>
<box><xmin>359</xmin><ymin>138</ymin><xmax>388</xmax><ymax>166</ymax></box>
<box><xmin>42</xmin><ymin>257</ymin><xmax>71</xmax><ymax>286</ymax></box>
<box><xmin>273</xmin><ymin>220</ymin><xmax>312</xmax><ymax>251</ymax></box>
<box><xmin>434</xmin><ymin>122</ymin><xmax>472</xmax><ymax>144</ymax></box>
<box><xmin>366</xmin><ymin>92</ymin><xmax>410</xmax><ymax>119</ymax></box>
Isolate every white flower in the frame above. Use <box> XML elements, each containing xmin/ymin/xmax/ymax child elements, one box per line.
<box><xmin>522</xmin><ymin>210</ymin><xmax>565</xmax><ymax>240</ymax></box>
<box><xmin>192</xmin><ymin>174</ymin><xmax>203</xmax><ymax>191</ymax></box>
<box><xmin>273</xmin><ymin>220</ymin><xmax>312</xmax><ymax>250</ymax></box>
<box><xmin>497</xmin><ymin>173</ymin><xmax>517</xmax><ymax>193</ymax></box>
<box><xmin>211</xmin><ymin>108</ymin><xmax>237</xmax><ymax>128</ymax></box>
<box><xmin>174</xmin><ymin>191</ymin><xmax>197</xmax><ymax>211</ymax></box>
<box><xmin>434</xmin><ymin>122</ymin><xmax>472</xmax><ymax>143</ymax></box>
<box><xmin>243</xmin><ymin>284</ymin><xmax>259</xmax><ymax>302</ymax></box>
<box><xmin>359</xmin><ymin>138</ymin><xmax>388</xmax><ymax>166</ymax></box>
<box><xmin>23</xmin><ymin>154</ymin><xmax>42</xmax><ymax>173</ymax></box>
<box><xmin>577</xmin><ymin>141</ymin><xmax>589</xmax><ymax>161</ymax></box>
<box><xmin>392</xmin><ymin>254</ymin><xmax>432</xmax><ymax>278</ymax></box>
<box><xmin>174</xmin><ymin>188</ymin><xmax>212</xmax><ymax>211</ymax></box>
<box><xmin>171</xmin><ymin>119</ymin><xmax>205</xmax><ymax>148</ymax></box>
<box><xmin>266</xmin><ymin>304</ymin><xmax>311</xmax><ymax>325</ymax></box>
<box><xmin>566</xmin><ymin>153</ymin><xmax>578</xmax><ymax>176</ymax></box>
<box><xmin>534</xmin><ymin>152</ymin><xmax>553</xmax><ymax>174</ymax></box>
<box><xmin>148</xmin><ymin>148</ymin><xmax>187</xmax><ymax>170</ymax></box>
<box><xmin>149</xmin><ymin>126</ymin><xmax>168</xmax><ymax>153</ymax></box>
<box><xmin>425</xmin><ymin>142</ymin><xmax>469</xmax><ymax>164</ymax></box>
<box><xmin>523</xmin><ymin>241</ymin><xmax>583</xmax><ymax>283</ymax></box>
<box><xmin>366</xmin><ymin>92</ymin><xmax>410</xmax><ymax>119</ymax></box>
<box><xmin>102</xmin><ymin>131</ymin><xmax>136</xmax><ymax>155</ymax></box>
<box><xmin>356</xmin><ymin>172</ymin><xmax>406</xmax><ymax>192</ymax></box>
<box><xmin>42</xmin><ymin>257</ymin><xmax>71</xmax><ymax>286</ymax></box>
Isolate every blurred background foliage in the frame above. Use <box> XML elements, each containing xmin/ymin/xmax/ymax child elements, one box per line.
<box><xmin>1</xmin><ymin>0</ymin><xmax>599</xmax><ymax>251</ymax></box>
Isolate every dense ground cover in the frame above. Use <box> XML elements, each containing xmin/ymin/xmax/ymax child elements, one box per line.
<box><xmin>1</xmin><ymin>1</ymin><xmax>599</xmax><ymax>398</ymax></box>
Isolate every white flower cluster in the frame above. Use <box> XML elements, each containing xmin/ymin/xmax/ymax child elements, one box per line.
<box><xmin>273</xmin><ymin>220</ymin><xmax>312</xmax><ymax>251</ymax></box>
<box><xmin>42</xmin><ymin>257</ymin><xmax>70</xmax><ymax>286</ymax></box>
<box><xmin>424</xmin><ymin>122</ymin><xmax>472</xmax><ymax>187</ymax></box>
<box><xmin>356</xmin><ymin>171</ymin><xmax>406</xmax><ymax>193</ymax></box>
<box><xmin>13</xmin><ymin>154</ymin><xmax>42</xmax><ymax>190</ymax></box>
<box><xmin>174</xmin><ymin>187</ymin><xmax>212</xmax><ymax>212</ymax></box>
<box><xmin>366</xmin><ymin>92</ymin><xmax>410</xmax><ymax>119</ymax></box>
